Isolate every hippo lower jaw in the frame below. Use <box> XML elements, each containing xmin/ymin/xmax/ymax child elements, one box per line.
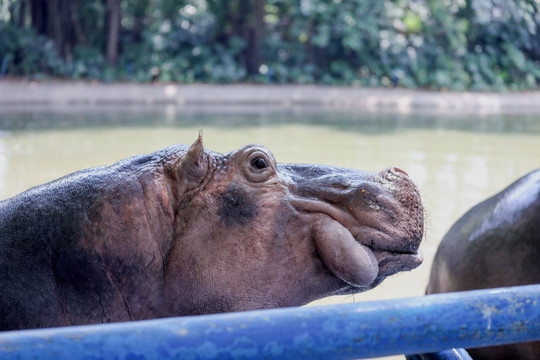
<box><xmin>372</xmin><ymin>249</ymin><xmax>423</xmax><ymax>280</ymax></box>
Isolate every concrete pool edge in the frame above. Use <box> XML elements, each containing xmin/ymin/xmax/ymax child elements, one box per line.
<box><xmin>1</xmin><ymin>81</ymin><xmax>540</xmax><ymax>114</ymax></box>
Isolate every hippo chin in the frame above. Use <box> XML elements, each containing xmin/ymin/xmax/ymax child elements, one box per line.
<box><xmin>427</xmin><ymin>168</ymin><xmax>540</xmax><ymax>360</ymax></box>
<box><xmin>0</xmin><ymin>134</ymin><xmax>424</xmax><ymax>331</ymax></box>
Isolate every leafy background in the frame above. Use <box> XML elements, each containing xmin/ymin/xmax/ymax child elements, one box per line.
<box><xmin>0</xmin><ymin>0</ymin><xmax>539</xmax><ymax>90</ymax></box>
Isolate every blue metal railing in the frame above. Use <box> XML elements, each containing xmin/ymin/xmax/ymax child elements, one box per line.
<box><xmin>1</xmin><ymin>284</ymin><xmax>539</xmax><ymax>359</ymax></box>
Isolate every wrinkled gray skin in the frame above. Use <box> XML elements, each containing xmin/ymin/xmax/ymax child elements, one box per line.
<box><xmin>0</xmin><ymin>135</ymin><xmax>424</xmax><ymax>331</ymax></box>
<box><xmin>427</xmin><ymin>168</ymin><xmax>540</xmax><ymax>360</ymax></box>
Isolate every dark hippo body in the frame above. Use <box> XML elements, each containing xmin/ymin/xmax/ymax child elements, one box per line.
<box><xmin>428</xmin><ymin>168</ymin><xmax>540</xmax><ymax>360</ymax></box>
<box><xmin>1</xmin><ymin>135</ymin><xmax>424</xmax><ymax>331</ymax></box>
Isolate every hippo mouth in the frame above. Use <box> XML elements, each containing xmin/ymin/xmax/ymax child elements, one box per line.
<box><xmin>313</xmin><ymin>215</ymin><xmax>423</xmax><ymax>292</ymax></box>
<box><xmin>288</xmin><ymin>166</ymin><xmax>424</xmax><ymax>292</ymax></box>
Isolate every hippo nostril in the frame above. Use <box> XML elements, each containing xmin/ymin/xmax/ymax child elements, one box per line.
<box><xmin>391</xmin><ymin>167</ymin><xmax>409</xmax><ymax>177</ymax></box>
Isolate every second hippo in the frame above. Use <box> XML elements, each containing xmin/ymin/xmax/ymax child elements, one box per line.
<box><xmin>427</xmin><ymin>168</ymin><xmax>540</xmax><ymax>359</ymax></box>
<box><xmin>0</xmin><ymin>134</ymin><xmax>424</xmax><ymax>331</ymax></box>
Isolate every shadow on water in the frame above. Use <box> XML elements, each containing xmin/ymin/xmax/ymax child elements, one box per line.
<box><xmin>1</xmin><ymin>105</ymin><xmax>540</xmax><ymax>134</ymax></box>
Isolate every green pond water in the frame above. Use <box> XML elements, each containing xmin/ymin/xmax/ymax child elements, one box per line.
<box><xmin>1</xmin><ymin>106</ymin><xmax>539</xmax><ymax>308</ymax></box>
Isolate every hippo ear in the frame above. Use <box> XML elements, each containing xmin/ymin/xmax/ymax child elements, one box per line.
<box><xmin>177</xmin><ymin>132</ymin><xmax>208</xmax><ymax>181</ymax></box>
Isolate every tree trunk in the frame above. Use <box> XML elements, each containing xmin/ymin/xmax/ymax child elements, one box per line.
<box><xmin>131</xmin><ymin>0</ymin><xmax>148</xmax><ymax>43</ymax></box>
<box><xmin>29</xmin><ymin>0</ymin><xmax>77</xmax><ymax>62</ymax></box>
<box><xmin>30</xmin><ymin>0</ymin><xmax>47</xmax><ymax>35</ymax></box>
<box><xmin>105</xmin><ymin>0</ymin><xmax>122</xmax><ymax>66</ymax></box>
<box><xmin>47</xmin><ymin>0</ymin><xmax>62</xmax><ymax>54</ymax></box>
<box><xmin>17</xmin><ymin>0</ymin><xmax>28</xmax><ymax>27</ymax></box>
<box><xmin>246</xmin><ymin>0</ymin><xmax>265</xmax><ymax>75</ymax></box>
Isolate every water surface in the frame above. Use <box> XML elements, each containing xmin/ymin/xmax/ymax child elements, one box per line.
<box><xmin>1</xmin><ymin>105</ymin><xmax>539</xmax><ymax>308</ymax></box>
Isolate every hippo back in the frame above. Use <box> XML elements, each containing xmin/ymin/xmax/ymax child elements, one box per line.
<box><xmin>0</xmin><ymin>150</ymin><xmax>179</xmax><ymax>330</ymax></box>
<box><xmin>427</xmin><ymin>168</ymin><xmax>540</xmax><ymax>359</ymax></box>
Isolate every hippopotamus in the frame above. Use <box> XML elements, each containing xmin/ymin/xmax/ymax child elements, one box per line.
<box><xmin>427</xmin><ymin>168</ymin><xmax>540</xmax><ymax>360</ymax></box>
<box><xmin>0</xmin><ymin>134</ymin><xmax>424</xmax><ymax>331</ymax></box>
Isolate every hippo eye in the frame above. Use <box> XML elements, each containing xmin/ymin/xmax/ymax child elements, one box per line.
<box><xmin>242</xmin><ymin>148</ymin><xmax>275</xmax><ymax>183</ymax></box>
<box><xmin>250</xmin><ymin>157</ymin><xmax>268</xmax><ymax>170</ymax></box>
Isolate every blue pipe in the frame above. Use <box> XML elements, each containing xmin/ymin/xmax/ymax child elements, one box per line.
<box><xmin>1</xmin><ymin>285</ymin><xmax>540</xmax><ymax>360</ymax></box>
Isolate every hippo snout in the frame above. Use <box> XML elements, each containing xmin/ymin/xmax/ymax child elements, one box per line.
<box><xmin>376</xmin><ymin>166</ymin><xmax>424</xmax><ymax>252</ymax></box>
<box><xmin>286</xmin><ymin>162</ymin><xmax>424</xmax><ymax>290</ymax></box>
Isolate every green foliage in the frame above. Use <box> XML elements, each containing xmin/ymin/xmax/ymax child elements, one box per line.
<box><xmin>1</xmin><ymin>0</ymin><xmax>539</xmax><ymax>90</ymax></box>
<box><xmin>0</xmin><ymin>22</ymin><xmax>65</xmax><ymax>77</ymax></box>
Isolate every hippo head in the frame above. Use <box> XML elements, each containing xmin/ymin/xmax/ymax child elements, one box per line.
<box><xmin>163</xmin><ymin>134</ymin><xmax>424</xmax><ymax>314</ymax></box>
